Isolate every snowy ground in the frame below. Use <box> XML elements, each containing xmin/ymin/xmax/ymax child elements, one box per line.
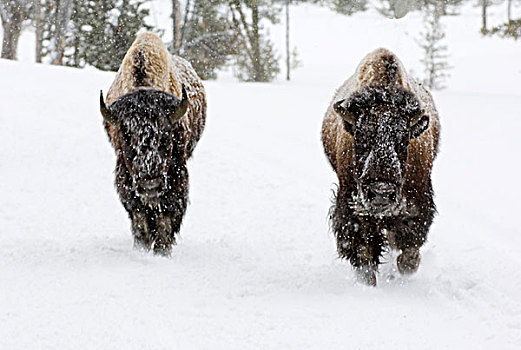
<box><xmin>2</xmin><ymin>3</ymin><xmax>521</xmax><ymax>349</ymax></box>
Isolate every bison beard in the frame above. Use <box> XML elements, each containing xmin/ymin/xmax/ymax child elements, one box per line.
<box><xmin>322</xmin><ymin>48</ymin><xmax>440</xmax><ymax>286</ymax></box>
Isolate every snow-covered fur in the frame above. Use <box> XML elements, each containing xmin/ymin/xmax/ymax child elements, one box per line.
<box><xmin>321</xmin><ymin>48</ymin><xmax>440</xmax><ymax>286</ymax></box>
<box><xmin>101</xmin><ymin>32</ymin><xmax>206</xmax><ymax>255</ymax></box>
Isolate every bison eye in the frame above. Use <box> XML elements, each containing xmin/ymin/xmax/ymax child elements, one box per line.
<box><xmin>123</xmin><ymin>145</ymin><xmax>134</xmax><ymax>160</ymax></box>
<box><xmin>355</xmin><ymin>141</ymin><xmax>371</xmax><ymax>158</ymax></box>
<box><xmin>395</xmin><ymin>133</ymin><xmax>409</xmax><ymax>150</ymax></box>
<box><xmin>343</xmin><ymin>120</ymin><xmax>354</xmax><ymax>135</ymax></box>
<box><xmin>396</xmin><ymin>141</ymin><xmax>408</xmax><ymax>153</ymax></box>
<box><xmin>159</xmin><ymin>143</ymin><xmax>169</xmax><ymax>157</ymax></box>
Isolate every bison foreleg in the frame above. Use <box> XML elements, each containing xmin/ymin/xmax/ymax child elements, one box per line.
<box><xmin>152</xmin><ymin>202</ymin><xmax>186</xmax><ymax>256</ymax></box>
<box><xmin>152</xmin><ymin>214</ymin><xmax>175</xmax><ymax>257</ymax></box>
<box><xmin>387</xmin><ymin>204</ymin><xmax>435</xmax><ymax>275</ymax></box>
<box><xmin>131</xmin><ymin>211</ymin><xmax>152</xmax><ymax>251</ymax></box>
<box><xmin>396</xmin><ymin>248</ymin><xmax>421</xmax><ymax>274</ymax></box>
<box><xmin>331</xmin><ymin>186</ymin><xmax>385</xmax><ymax>286</ymax></box>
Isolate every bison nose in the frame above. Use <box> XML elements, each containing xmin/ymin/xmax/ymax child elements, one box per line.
<box><xmin>366</xmin><ymin>182</ymin><xmax>397</xmax><ymax>206</ymax></box>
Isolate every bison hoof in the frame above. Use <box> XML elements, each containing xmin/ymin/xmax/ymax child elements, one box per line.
<box><xmin>397</xmin><ymin>249</ymin><xmax>421</xmax><ymax>275</ymax></box>
<box><xmin>355</xmin><ymin>265</ymin><xmax>377</xmax><ymax>287</ymax></box>
<box><xmin>153</xmin><ymin>243</ymin><xmax>172</xmax><ymax>258</ymax></box>
<box><xmin>133</xmin><ymin>238</ymin><xmax>152</xmax><ymax>252</ymax></box>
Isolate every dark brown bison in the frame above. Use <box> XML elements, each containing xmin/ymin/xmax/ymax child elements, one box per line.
<box><xmin>321</xmin><ymin>48</ymin><xmax>440</xmax><ymax>286</ymax></box>
<box><xmin>100</xmin><ymin>32</ymin><xmax>206</xmax><ymax>256</ymax></box>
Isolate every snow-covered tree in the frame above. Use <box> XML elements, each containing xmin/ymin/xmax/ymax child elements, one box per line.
<box><xmin>377</xmin><ymin>0</ymin><xmax>420</xmax><ymax>18</ymax></box>
<box><xmin>32</xmin><ymin>0</ymin><xmax>74</xmax><ymax>65</ymax></box>
<box><xmin>172</xmin><ymin>0</ymin><xmax>237</xmax><ymax>80</ymax></box>
<box><xmin>419</xmin><ymin>3</ymin><xmax>451</xmax><ymax>90</ymax></box>
<box><xmin>229</xmin><ymin>0</ymin><xmax>281</xmax><ymax>82</ymax></box>
<box><xmin>62</xmin><ymin>0</ymin><xmax>153</xmax><ymax>71</ymax></box>
<box><xmin>0</xmin><ymin>0</ymin><xmax>31</xmax><ymax>59</ymax></box>
<box><xmin>481</xmin><ymin>0</ymin><xmax>490</xmax><ymax>33</ymax></box>
<box><xmin>488</xmin><ymin>18</ymin><xmax>521</xmax><ymax>40</ymax></box>
<box><xmin>328</xmin><ymin>0</ymin><xmax>367</xmax><ymax>15</ymax></box>
<box><xmin>50</xmin><ymin>0</ymin><xmax>73</xmax><ymax>65</ymax></box>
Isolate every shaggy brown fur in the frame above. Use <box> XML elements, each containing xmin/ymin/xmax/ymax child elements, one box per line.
<box><xmin>101</xmin><ymin>32</ymin><xmax>206</xmax><ymax>255</ymax></box>
<box><xmin>321</xmin><ymin>48</ymin><xmax>440</xmax><ymax>286</ymax></box>
<box><xmin>104</xmin><ymin>32</ymin><xmax>206</xmax><ymax>159</ymax></box>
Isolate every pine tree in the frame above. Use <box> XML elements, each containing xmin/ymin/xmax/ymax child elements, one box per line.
<box><xmin>437</xmin><ymin>0</ymin><xmax>464</xmax><ymax>16</ymax></box>
<box><xmin>376</xmin><ymin>0</ymin><xmax>421</xmax><ymax>18</ymax></box>
<box><xmin>229</xmin><ymin>0</ymin><xmax>281</xmax><ymax>82</ymax></box>
<box><xmin>481</xmin><ymin>0</ymin><xmax>489</xmax><ymax>34</ymax></box>
<box><xmin>419</xmin><ymin>3</ymin><xmax>451</xmax><ymax>90</ymax></box>
<box><xmin>285</xmin><ymin>0</ymin><xmax>290</xmax><ymax>80</ymax></box>
<box><xmin>64</xmin><ymin>0</ymin><xmax>84</xmax><ymax>67</ymax></box>
<box><xmin>486</xmin><ymin>0</ymin><xmax>521</xmax><ymax>40</ymax></box>
<box><xmin>233</xmin><ymin>30</ymin><xmax>279</xmax><ymax>82</ymax></box>
<box><xmin>50</xmin><ymin>0</ymin><xmax>73</xmax><ymax>65</ymax></box>
<box><xmin>59</xmin><ymin>0</ymin><xmax>111</xmax><ymax>68</ymax></box>
<box><xmin>61</xmin><ymin>0</ymin><xmax>153</xmax><ymax>71</ymax></box>
<box><xmin>173</xmin><ymin>0</ymin><xmax>237</xmax><ymax>80</ymax></box>
<box><xmin>34</xmin><ymin>0</ymin><xmax>43</xmax><ymax>62</ymax></box>
<box><xmin>488</xmin><ymin>19</ymin><xmax>521</xmax><ymax>40</ymax></box>
<box><xmin>38</xmin><ymin>0</ymin><xmax>57</xmax><ymax>61</ymax></box>
<box><xmin>328</xmin><ymin>0</ymin><xmax>367</xmax><ymax>16</ymax></box>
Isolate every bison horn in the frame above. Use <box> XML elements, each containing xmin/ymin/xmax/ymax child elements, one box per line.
<box><xmin>410</xmin><ymin>109</ymin><xmax>430</xmax><ymax>139</ymax></box>
<box><xmin>169</xmin><ymin>85</ymin><xmax>189</xmax><ymax>123</ymax></box>
<box><xmin>411</xmin><ymin>108</ymin><xmax>426</xmax><ymax>126</ymax></box>
<box><xmin>333</xmin><ymin>99</ymin><xmax>356</xmax><ymax>125</ymax></box>
<box><xmin>100</xmin><ymin>90</ymin><xmax>118</xmax><ymax>125</ymax></box>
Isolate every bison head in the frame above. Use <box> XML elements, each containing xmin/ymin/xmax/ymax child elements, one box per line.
<box><xmin>100</xmin><ymin>86</ymin><xmax>188</xmax><ymax>206</ymax></box>
<box><xmin>334</xmin><ymin>85</ymin><xmax>429</xmax><ymax>216</ymax></box>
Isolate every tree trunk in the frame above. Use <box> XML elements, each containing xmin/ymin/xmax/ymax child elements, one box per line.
<box><xmin>251</xmin><ymin>0</ymin><xmax>262</xmax><ymax>81</ymax></box>
<box><xmin>0</xmin><ymin>0</ymin><xmax>25</xmax><ymax>60</ymax></box>
<box><xmin>172</xmin><ymin>0</ymin><xmax>181</xmax><ymax>53</ymax></box>
<box><xmin>71</xmin><ymin>0</ymin><xmax>80</xmax><ymax>66</ymax></box>
<box><xmin>507</xmin><ymin>0</ymin><xmax>512</xmax><ymax>21</ymax></box>
<box><xmin>481</xmin><ymin>0</ymin><xmax>488</xmax><ymax>33</ymax></box>
<box><xmin>285</xmin><ymin>0</ymin><xmax>290</xmax><ymax>81</ymax></box>
<box><xmin>35</xmin><ymin>0</ymin><xmax>42</xmax><ymax>63</ymax></box>
<box><xmin>1</xmin><ymin>20</ymin><xmax>22</xmax><ymax>60</ymax></box>
<box><xmin>229</xmin><ymin>2</ymin><xmax>254</xmax><ymax>64</ymax></box>
<box><xmin>179</xmin><ymin>0</ymin><xmax>192</xmax><ymax>52</ymax></box>
<box><xmin>51</xmin><ymin>0</ymin><xmax>73</xmax><ymax>65</ymax></box>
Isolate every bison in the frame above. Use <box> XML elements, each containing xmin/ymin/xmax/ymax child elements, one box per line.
<box><xmin>321</xmin><ymin>48</ymin><xmax>440</xmax><ymax>286</ymax></box>
<box><xmin>100</xmin><ymin>32</ymin><xmax>206</xmax><ymax>256</ymax></box>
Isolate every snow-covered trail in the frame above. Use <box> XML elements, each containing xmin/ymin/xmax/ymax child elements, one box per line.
<box><xmin>2</xmin><ymin>2</ymin><xmax>521</xmax><ymax>348</ymax></box>
<box><xmin>1</xmin><ymin>58</ymin><xmax>521</xmax><ymax>349</ymax></box>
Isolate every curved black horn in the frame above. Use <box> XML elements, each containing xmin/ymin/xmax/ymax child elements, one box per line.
<box><xmin>411</xmin><ymin>108</ymin><xmax>426</xmax><ymax>126</ymax></box>
<box><xmin>169</xmin><ymin>85</ymin><xmax>189</xmax><ymax>123</ymax></box>
<box><xmin>100</xmin><ymin>90</ymin><xmax>118</xmax><ymax>125</ymax></box>
<box><xmin>333</xmin><ymin>99</ymin><xmax>356</xmax><ymax>125</ymax></box>
<box><xmin>410</xmin><ymin>109</ymin><xmax>430</xmax><ymax>139</ymax></box>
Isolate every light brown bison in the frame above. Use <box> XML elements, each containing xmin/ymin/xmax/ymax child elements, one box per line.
<box><xmin>321</xmin><ymin>48</ymin><xmax>440</xmax><ymax>285</ymax></box>
<box><xmin>100</xmin><ymin>32</ymin><xmax>206</xmax><ymax>256</ymax></box>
